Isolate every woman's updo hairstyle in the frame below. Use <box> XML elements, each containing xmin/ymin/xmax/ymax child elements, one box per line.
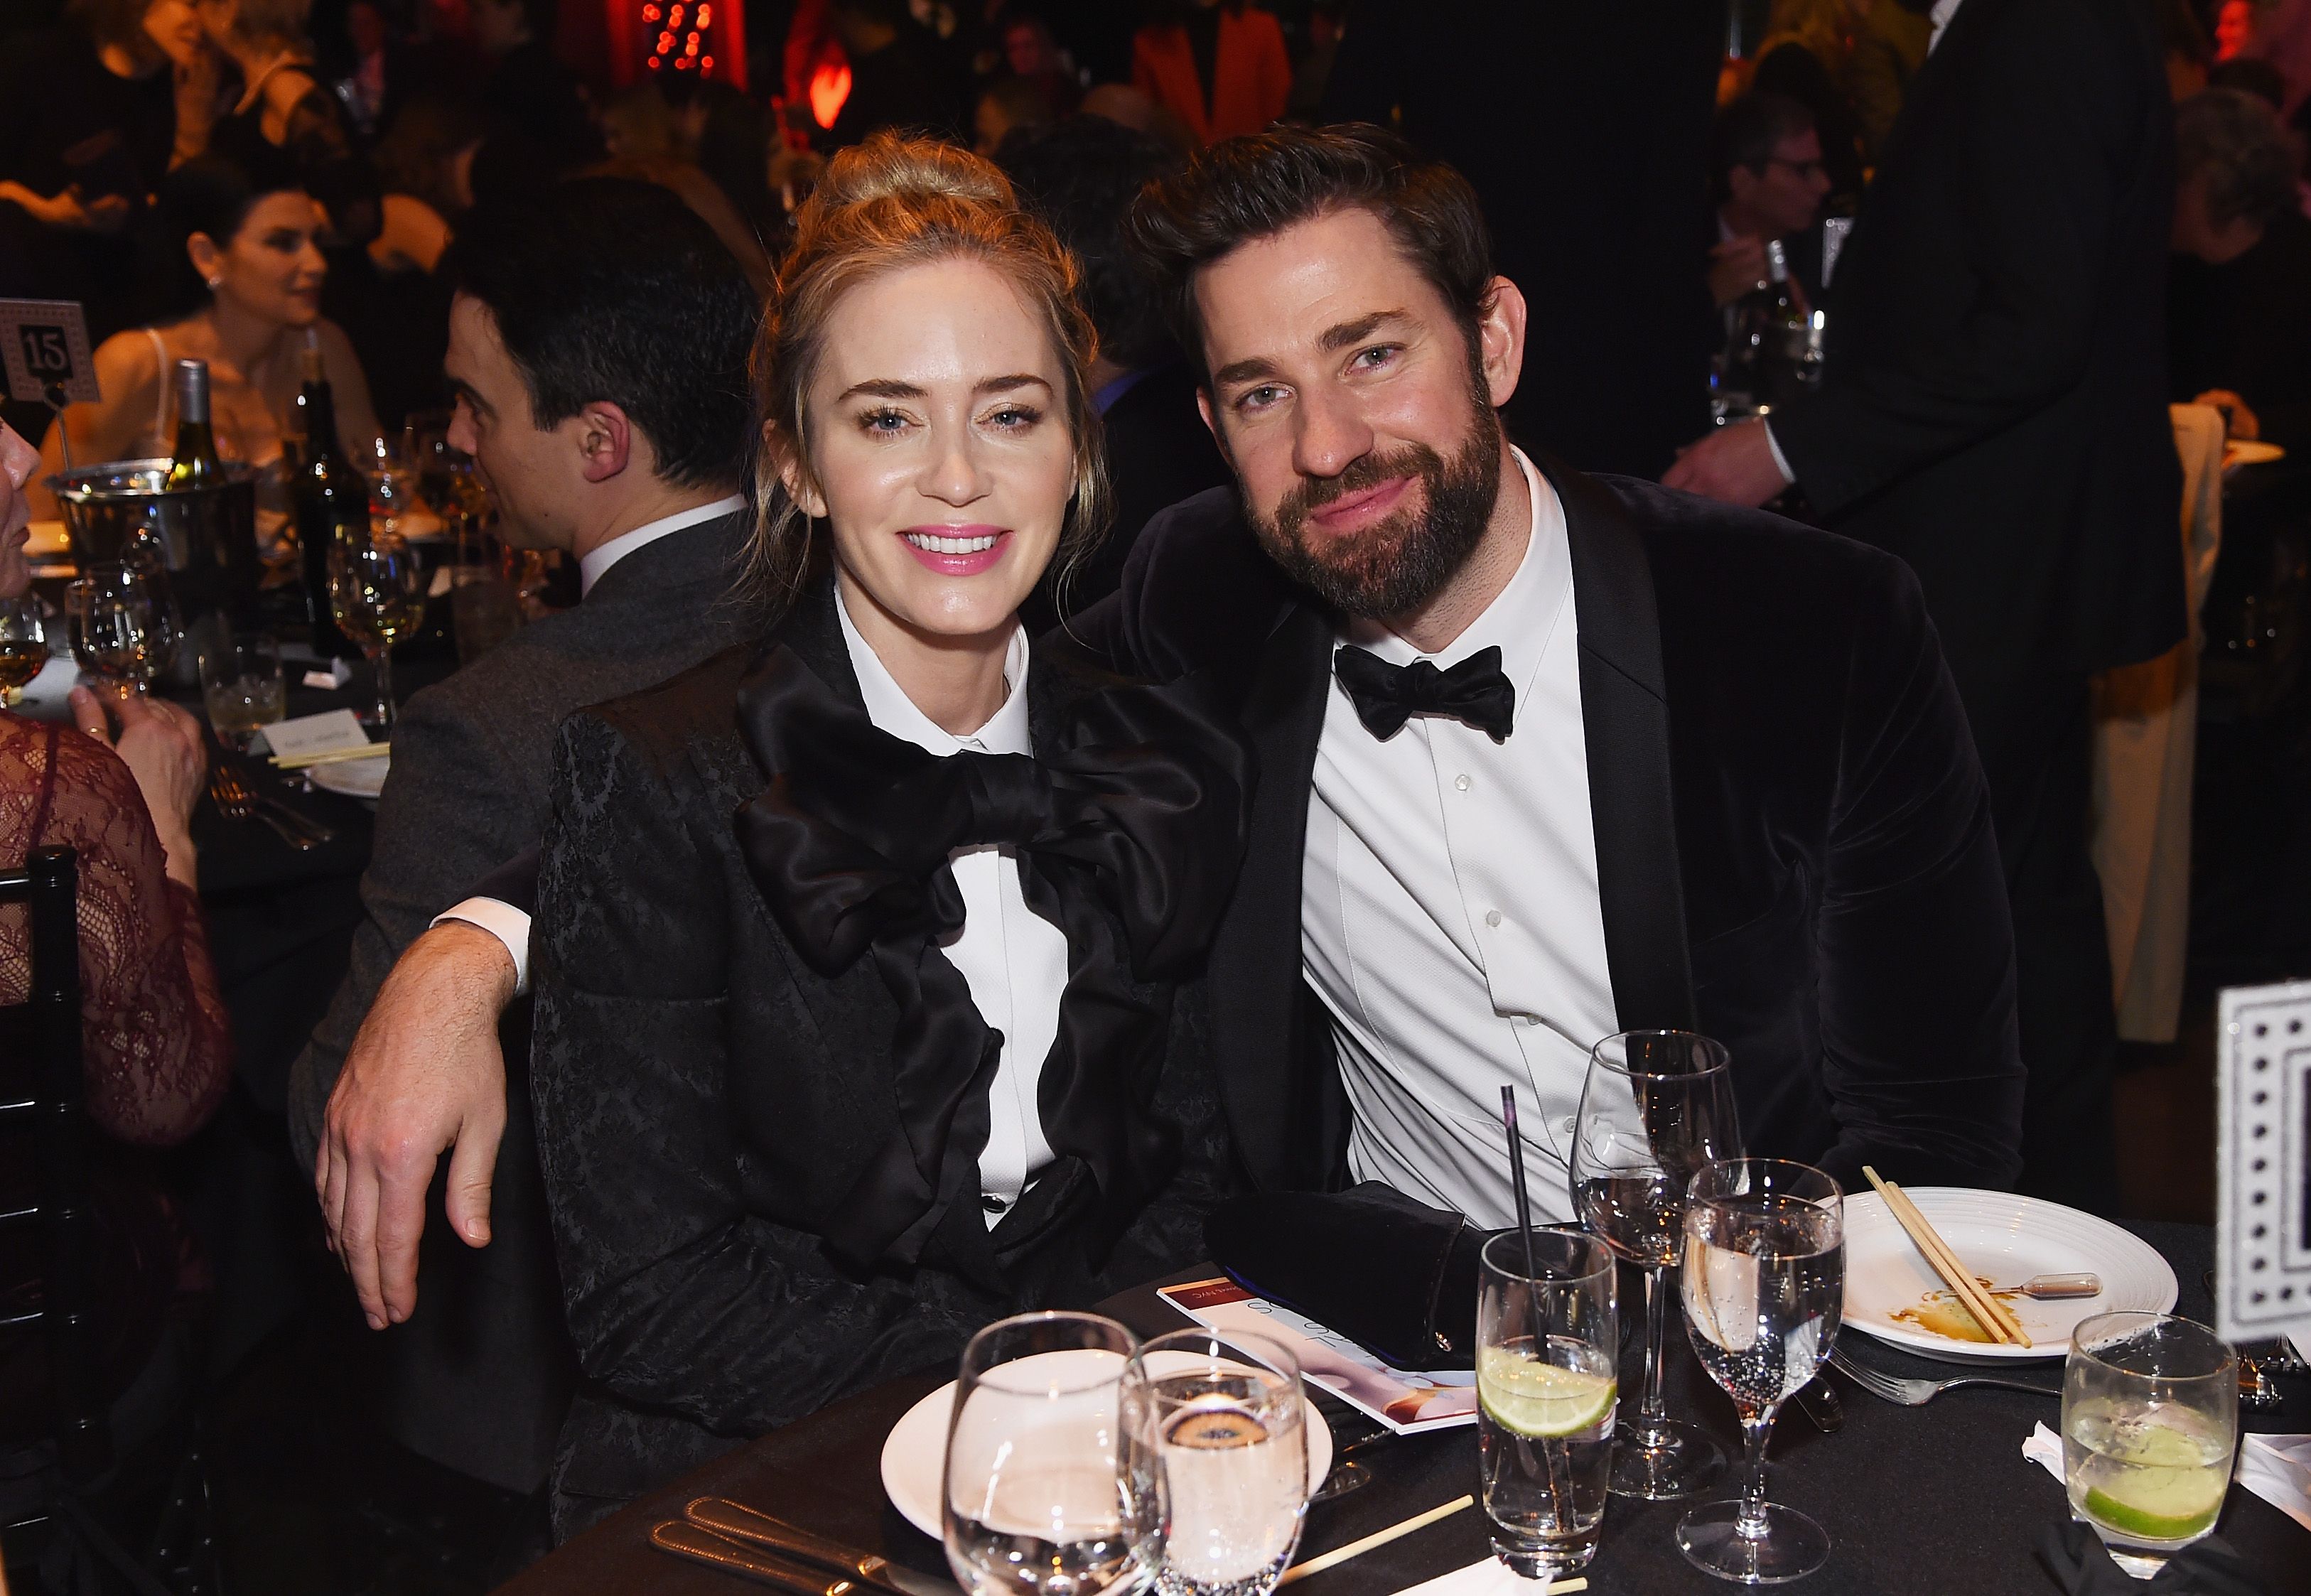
<box><xmin>750</xmin><ymin>130</ymin><xmax>1109</xmax><ymax>610</ymax></box>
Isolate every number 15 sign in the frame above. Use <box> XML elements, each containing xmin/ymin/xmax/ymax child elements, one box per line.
<box><xmin>0</xmin><ymin>298</ymin><xmax>101</xmax><ymax>406</ymax></box>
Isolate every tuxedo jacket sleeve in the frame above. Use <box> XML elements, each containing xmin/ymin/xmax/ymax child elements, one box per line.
<box><xmin>1769</xmin><ymin>0</ymin><xmax>2164</xmax><ymax>517</ymax></box>
<box><xmin>529</xmin><ymin>704</ymin><xmax>981</xmax><ymax>1440</ymax></box>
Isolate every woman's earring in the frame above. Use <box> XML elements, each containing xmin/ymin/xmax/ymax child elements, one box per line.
<box><xmin>207</xmin><ymin>276</ymin><xmax>223</xmax><ymax>289</ymax></box>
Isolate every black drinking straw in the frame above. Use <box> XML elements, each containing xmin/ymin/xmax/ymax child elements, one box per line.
<box><xmin>1501</xmin><ymin>1086</ymin><xmax>1540</xmax><ymax>1283</ymax></box>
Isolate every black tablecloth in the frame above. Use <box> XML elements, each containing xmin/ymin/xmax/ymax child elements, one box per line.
<box><xmin>497</xmin><ymin>1222</ymin><xmax>2305</xmax><ymax>1596</ymax></box>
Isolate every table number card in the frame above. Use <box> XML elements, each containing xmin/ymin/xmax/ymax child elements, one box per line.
<box><xmin>0</xmin><ymin>298</ymin><xmax>99</xmax><ymax>406</ymax></box>
<box><xmin>2216</xmin><ymin>979</ymin><xmax>2311</xmax><ymax>1349</ymax></box>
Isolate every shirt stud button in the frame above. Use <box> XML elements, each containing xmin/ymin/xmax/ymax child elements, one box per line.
<box><xmin>1485</xmin><ymin>909</ymin><xmax>1503</xmax><ymax>928</ymax></box>
<box><xmin>1455</xmin><ymin>774</ymin><xmax>1472</xmax><ymax>792</ymax></box>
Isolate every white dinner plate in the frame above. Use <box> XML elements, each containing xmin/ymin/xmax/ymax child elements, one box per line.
<box><xmin>306</xmin><ymin>751</ymin><xmax>389</xmax><ymax>800</ymax></box>
<box><xmin>1842</xmin><ymin>1187</ymin><xmax>2176</xmax><ymax>1364</ymax></box>
<box><xmin>2224</xmin><ymin>439</ymin><xmax>2286</xmax><ymax>471</ymax></box>
<box><xmin>879</xmin><ymin>1347</ymin><xmax>1334</xmax><ymax>1539</ymax></box>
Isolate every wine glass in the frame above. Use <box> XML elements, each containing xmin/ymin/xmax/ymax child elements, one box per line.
<box><xmin>1568</xmin><ymin>1030</ymin><xmax>1743</xmax><ymax>1499</ymax></box>
<box><xmin>328</xmin><ymin>524</ymin><xmax>426</xmax><ymax>728</ymax></box>
<box><xmin>1678</xmin><ymin>1158</ymin><xmax>1843</xmax><ymax>1584</ymax></box>
<box><xmin>1130</xmin><ymin>1328</ymin><xmax>1306</xmax><ymax>1596</ymax></box>
<box><xmin>63</xmin><ymin>563</ymin><xmax>161</xmax><ymax>697</ymax></box>
<box><xmin>944</xmin><ymin>1312</ymin><xmax>1162</xmax><ymax>1596</ymax></box>
<box><xmin>2062</xmin><ymin>1311</ymin><xmax>2238</xmax><ymax>1579</ymax></box>
<box><xmin>1475</xmin><ymin>1228</ymin><xmax>1618</xmax><ymax>1582</ymax></box>
<box><xmin>0</xmin><ymin>596</ymin><xmax>50</xmax><ymax>704</ymax></box>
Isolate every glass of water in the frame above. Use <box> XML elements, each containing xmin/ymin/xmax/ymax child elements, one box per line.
<box><xmin>1130</xmin><ymin>1328</ymin><xmax>1306</xmax><ymax>1596</ymax></box>
<box><xmin>64</xmin><ymin>563</ymin><xmax>161</xmax><ymax>697</ymax></box>
<box><xmin>2062</xmin><ymin>1311</ymin><xmax>2237</xmax><ymax>1578</ymax></box>
<box><xmin>1476</xmin><ymin>1228</ymin><xmax>1619</xmax><ymax>1581</ymax></box>
<box><xmin>198</xmin><ymin>632</ymin><xmax>287</xmax><ymax>752</ymax></box>
<box><xmin>945</xmin><ymin>1312</ymin><xmax>1161</xmax><ymax>1596</ymax></box>
<box><xmin>1678</xmin><ymin>1158</ymin><xmax>1843</xmax><ymax>1585</ymax></box>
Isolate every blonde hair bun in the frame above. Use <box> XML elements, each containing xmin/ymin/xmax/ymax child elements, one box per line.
<box><xmin>797</xmin><ymin>131</ymin><xmax>1017</xmax><ymax>232</ymax></box>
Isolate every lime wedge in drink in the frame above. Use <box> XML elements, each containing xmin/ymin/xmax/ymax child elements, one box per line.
<box><xmin>2079</xmin><ymin>1421</ymin><xmax>2227</xmax><ymax>1543</ymax></box>
<box><xmin>1477</xmin><ymin>1345</ymin><xmax>1616</xmax><ymax>1440</ymax></box>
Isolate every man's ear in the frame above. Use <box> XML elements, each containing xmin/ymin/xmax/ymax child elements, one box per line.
<box><xmin>574</xmin><ymin>401</ymin><xmax>633</xmax><ymax>485</ymax></box>
<box><xmin>1476</xmin><ymin>275</ymin><xmax>1527</xmax><ymax>413</ymax></box>
<box><xmin>764</xmin><ymin>416</ymin><xmax>826</xmax><ymax>517</ymax></box>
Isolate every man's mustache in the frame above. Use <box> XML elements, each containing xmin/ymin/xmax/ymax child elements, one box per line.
<box><xmin>1278</xmin><ymin>445</ymin><xmax>1445</xmax><ymax>528</ymax></box>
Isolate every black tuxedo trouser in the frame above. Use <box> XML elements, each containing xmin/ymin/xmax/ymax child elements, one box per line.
<box><xmin>1958</xmin><ymin>672</ymin><xmax>2120</xmax><ymax>1213</ymax></box>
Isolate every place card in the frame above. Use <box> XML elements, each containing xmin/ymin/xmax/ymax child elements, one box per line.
<box><xmin>261</xmin><ymin>707</ymin><xmax>372</xmax><ymax>762</ymax></box>
<box><xmin>2216</xmin><ymin>981</ymin><xmax>2311</xmax><ymax>1353</ymax></box>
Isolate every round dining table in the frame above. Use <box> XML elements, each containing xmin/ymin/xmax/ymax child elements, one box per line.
<box><xmin>497</xmin><ymin>1221</ymin><xmax>2304</xmax><ymax>1596</ymax></box>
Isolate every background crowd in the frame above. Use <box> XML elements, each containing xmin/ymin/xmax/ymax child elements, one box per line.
<box><xmin>6</xmin><ymin>0</ymin><xmax>2311</xmax><ymax>1590</ymax></box>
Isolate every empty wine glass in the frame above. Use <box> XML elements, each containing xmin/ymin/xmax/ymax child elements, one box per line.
<box><xmin>0</xmin><ymin>596</ymin><xmax>50</xmax><ymax>703</ymax></box>
<box><xmin>64</xmin><ymin>562</ymin><xmax>161</xmax><ymax>697</ymax></box>
<box><xmin>328</xmin><ymin>524</ymin><xmax>426</xmax><ymax>728</ymax></box>
<box><xmin>945</xmin><ymin>1312</ymin><xmax>1161</xmax><ymax>1596</ymax></box>
<box><xmin>1131</xmin><ymin>1328</ymin><xmax>1307</xmax><ymax>1596</ymax></box>
<box><xmin>1678</xmin><ymin>1158</ymin><xmax>1843</xmax><ymax>1585</ymax></box>
<box><xmin>1569</xmin><ymin>1030</ymin><xmax>1743</xmax><ymax>1499</ymax></box>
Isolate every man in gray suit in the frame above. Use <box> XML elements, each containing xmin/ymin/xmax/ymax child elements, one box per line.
<box><xmin>287</xmin><ymin>175</ymin><xmax>762</xmax><ymax>1500</ymax></box>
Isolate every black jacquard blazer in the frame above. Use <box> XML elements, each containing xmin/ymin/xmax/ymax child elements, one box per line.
<box><xmin>528</xmin><ymin>576</ymin><xmax>1243</xmax><ymax>1538</ymax></box>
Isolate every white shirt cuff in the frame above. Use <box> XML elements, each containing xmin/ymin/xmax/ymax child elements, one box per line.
<box><xmin>1762</xmin><ymin>419</ymin><xmax>1797</xmax><ymax>487</ymax></box>
<box><xmin>431</xmin><ymin>897</ymin><xmax>533</xmax><ymax>996</ymax></box>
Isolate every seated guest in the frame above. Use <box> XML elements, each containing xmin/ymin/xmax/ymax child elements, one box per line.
<box><xmin>998</xmin><ymin>114</ymin><xmax>1229</xmax><ymax>625</ymax></box>
<box><xmin>2169</xmin><ymin>86</ymin><xmax>2311</xmax><ymax>453</ymax></box>
<box><xmin>195</xmin><ymin>0</ymin><xmax>377</xmax><ymax>242</ymax></box>
<box><xmin>290</xmin><ymin>177</ymin><xmax>763</xmax><ymax>1501</ymax></box>
<box><xmin>30</xmin><ymin>149</ymin><xmax>380</xmax><ymax>531</ymax></box>
<box><xmin>1708</xmin><ymin>90</ymin><xmax>1833</xmax><ymax>311</ymax></box>
<box><xmin>524</xmin><ymin>133</ymin><xmax>1247</xmax><ymax>1536</ymax></box>
<box><xmin>1088</xmin><ymin>126</ymin><xmax>2023</xmax><ymax>1238</ymax></box>
<box><xmin>1130</xmin><ymin>0</ymin><xmax>1291</xmax><ymax>147</ymax></box>
<box><xmin>1749</xmin><ymin>3</ymin><xmax>1867</xmax><ymax>210</ymax></box>
<box><xmin>973</xmin><ymin>73</ymin><xmax>1055</xmax><ymax>158</ymax></box>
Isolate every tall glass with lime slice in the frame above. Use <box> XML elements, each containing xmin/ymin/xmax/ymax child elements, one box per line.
<box><xmin>1476</xmin><ymin>1229</ymin><xmax>1618</xmax><ymax>1580</ymax></box>
<box><xmin>2062</xmin><ymin>1311</ymin><xmax>2238</xmax><ymax>1578</ymax></box>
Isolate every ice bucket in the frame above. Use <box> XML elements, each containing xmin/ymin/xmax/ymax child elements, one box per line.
<box><xmin>46</xmin><ymin>458</ymin><xmax>264</xmax><ymax>623</ymax></box>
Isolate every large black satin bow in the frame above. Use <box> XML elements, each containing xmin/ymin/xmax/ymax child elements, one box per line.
<box><xmin>731</xmin><ymin>645</ymin><xmax>1252</xmax><ymax>1276</ymax></box>
<box><xmin>1333</xmin><ymin>645</ymin><xmax>1516</xmax><ymax>743</ymax></box>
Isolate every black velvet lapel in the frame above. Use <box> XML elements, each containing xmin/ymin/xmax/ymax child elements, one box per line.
<box><xmin>1546</xmin><ymin>458</ymin><xmax>1699</xmax><ymax>1032</ymax></box>
<box><xmin>1208</xmin><ymin>600</ymin><xmax>1335</xmax><ymax>1192</ymax></box>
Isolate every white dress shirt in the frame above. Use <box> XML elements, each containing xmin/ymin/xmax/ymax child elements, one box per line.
<box><xmin>575</xmin><ymin>495</ymin><xmax>747</xmax><ymax>596</ymax></box>
<box><xmin>1929</xmin><ymin>0</ymin><xmax>1964</xmax><ymax>52</ymax></box>
<box><xmin>441</xmin><ymin>582</ymin><xmax>1067</xmax><ymax>1221</ymax></box>
<box><xmin>1304</xmin><ymin>448</ymin><xmax>1617</xmax><ymax>1226</ymax></box>
<box><xmin>833</xmin><ymin>590</ymin><xmax>1068</xmax><ymax>1217</ymax></box>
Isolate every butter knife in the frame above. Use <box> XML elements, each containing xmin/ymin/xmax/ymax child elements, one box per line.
<box><xmin>651</xmin><ymin>1521</ymin><xmax>861</xmax><ymax>1595</ymax></box>
<box><xmin>686</xmin><ymin>1498</ymin><xmax>959</xmax><ymax>1596</ymax></box>
<box><xmin>1794</xmin><ymin>1377</ymin><xmax>1843</xmax><ymax>1434</ymax></box>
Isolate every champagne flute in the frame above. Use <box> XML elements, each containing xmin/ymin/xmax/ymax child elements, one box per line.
<box><xmin>945</xmin><ymin>1312</ymin><xmax>1162</xmax><ymax>1596</ymax></box>
<box><xmin>63</xmin><ymin>563</ymin><xmax>161</xmax><ymax>697</ymax></box>
<box><xmin>0</xmin><ymin>596</ymin><xmax>50</xmax><ymax>703</ymax></box>
<box><xmin>1130</xmin><ymin>1328</ymin><xmax>1306</xmax><ymax>1596</ymax></box>
<box><xmin>1678</xmin><ymin>1158</ymin><xmax>1843</xmax><ymax>1584</ymax></box>
<box><xmin>328</xmin><ymin>524</ymin><xmax>426</xmax><ymax>729</ymax></box>
<box><xmin>1568</xmin><ymin>1030</ymin><xmax>1742</xmax><ymax>1499</ymax></box>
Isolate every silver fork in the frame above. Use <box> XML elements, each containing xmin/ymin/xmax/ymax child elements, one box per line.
<box><xmin>209</xmin><ymin>761</ymin><xmax>324</xmax><ymax>851</ymax></box>
<box><xmin>1828</xmin><ymin>1347</ymin><xmax>2059</xmax><ymax>1406</ymax></box>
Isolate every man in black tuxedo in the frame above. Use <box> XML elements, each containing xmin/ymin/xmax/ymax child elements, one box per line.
<box><xmin>1666</xmin><ymin>0</ymin><xmax>2184</xmax><ymax>1211</ymax></box>
<box><xmin>1082</xmin><ymin>124</ymin><xmax>2024</xmax><ymax>1223</ymax></box>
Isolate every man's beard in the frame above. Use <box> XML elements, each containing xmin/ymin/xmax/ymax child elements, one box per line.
<box><xmin>1245</xmin><ymin>402</ymin><xmax>1502</xmax><ymax>622</ymax></box>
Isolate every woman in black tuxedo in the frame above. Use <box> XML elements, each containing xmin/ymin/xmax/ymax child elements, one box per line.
<box><xmin>526</xmin><ymin>133</ymin><xmax>1253</xmax><ymax>1537</ymax></box>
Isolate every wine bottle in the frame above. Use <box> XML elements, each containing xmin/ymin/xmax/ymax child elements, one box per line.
<box><xmin>164</xmin><ymin>359</ymin><xmax>222</xmax><ymax>488</ymax></box>
<box><xmin>293</xmin><ymin>346</ymin><xmax>362</xmax><ymax>657</ymax></box>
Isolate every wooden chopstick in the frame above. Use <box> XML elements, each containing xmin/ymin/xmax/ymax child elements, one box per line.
<box><xmin>1279</xmin><ymin>1496</ymin><xmax>1481</xmax><ymax>1585</ymax></box>
<box><xmin>271</xmin><ymin>743</ymin><xmax>390</xmax><ymax>770</ymax></box>
<box><xmin>1861</xmin><ymin>1165</ymin><xmax>2030</xmax><ymax>1348</ymax></box>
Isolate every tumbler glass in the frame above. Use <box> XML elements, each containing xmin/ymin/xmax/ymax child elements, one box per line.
<box><xmin>2062</xmin><ymin>1311</ymin><xmax>2237</xmax><ymax>1579</ymax></box>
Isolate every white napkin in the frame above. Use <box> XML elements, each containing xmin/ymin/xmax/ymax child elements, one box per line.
<box><xmin>259</xmin><ymin>707</ymin><xmax>370</xmax><ymax>759</ymax></box>
<box><xmin>2024</xmin><ymin>1420</ymin><xmax>2065</xmax><ymax>1484</ymax></box>
<box><xmin>2237</xmin><ymin>1434</ymin><xmax>2311</xmax><ymax>1533</ymax></box>
<box><xmin>1389</xmin><ymin>1556</ymin><xmax>1588</xmax><ymax>1595</ymax></box>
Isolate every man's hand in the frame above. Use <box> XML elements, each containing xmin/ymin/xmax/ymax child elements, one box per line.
<box><xmin>2193</xmin><ymin>388</ymin><xmax>2260</xmax><ymax>441</ymax></box>
<box><xmin>318</xmin><ymin>921</ymin><xmax>519</xmax><ymax>1330</ymax></box>
<box><xmin>1708</xmin><ymin>233</ymin><xmax>1769</xmax><ymax>310</ymax></box>
<box><xmin>1664</xmin><ymin>418</ymin><xmax>1792</xmax><ymax>507</ymax></box>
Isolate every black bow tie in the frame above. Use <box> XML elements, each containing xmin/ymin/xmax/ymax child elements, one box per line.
<box><xmin>1334</xmin><ymin>645</ymin><xmax>1516</xmax><ymax>743</ymax></box>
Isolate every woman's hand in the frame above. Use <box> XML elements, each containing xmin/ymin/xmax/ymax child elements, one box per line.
<box><xmin>70</xmin><ymin>687</ymin><xmax>207</xmax><ymax>889</ymax></box>
<box><xmin>2194</xmin><ymin>389</ymin><xmax>2261</xmax><ymax>441</ymax></box>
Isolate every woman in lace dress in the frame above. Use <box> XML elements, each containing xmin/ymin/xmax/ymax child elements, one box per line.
<box><xmin>1</xmin><ymin>420</ymin><xmax>231</xmax><ymax>1453</ymax></box>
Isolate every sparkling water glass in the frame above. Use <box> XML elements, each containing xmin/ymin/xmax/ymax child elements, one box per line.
<box><xmin>944</xmin><ymin>1312</ymin><xmax>1160</xmax><ymax>1596</ymax></box>
<box><xmin>1476</xmin><ymin>1228</ymin><xmax>1619</xmax><ymax>1581</ymax></box>
<box><xmin>1131</xmin><ymin>1328</ymin><xmax>1307</xmax><ymax>1596</ymax></box>
<box><xmin>2062</xmin><ymin>1310</ymin><xmax>2237</xmax><ymax>1578</ymax></box>
<box><xmin>1678</xmin><ymin>1158</ymin><xmax>1843</xmax><ymax>1585</ymax></box>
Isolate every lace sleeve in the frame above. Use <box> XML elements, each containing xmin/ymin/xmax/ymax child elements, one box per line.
<box><xmin>0</xmin><ymin>714</ymin><xmax>232</xmax><ymax>1147</ymax></box>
